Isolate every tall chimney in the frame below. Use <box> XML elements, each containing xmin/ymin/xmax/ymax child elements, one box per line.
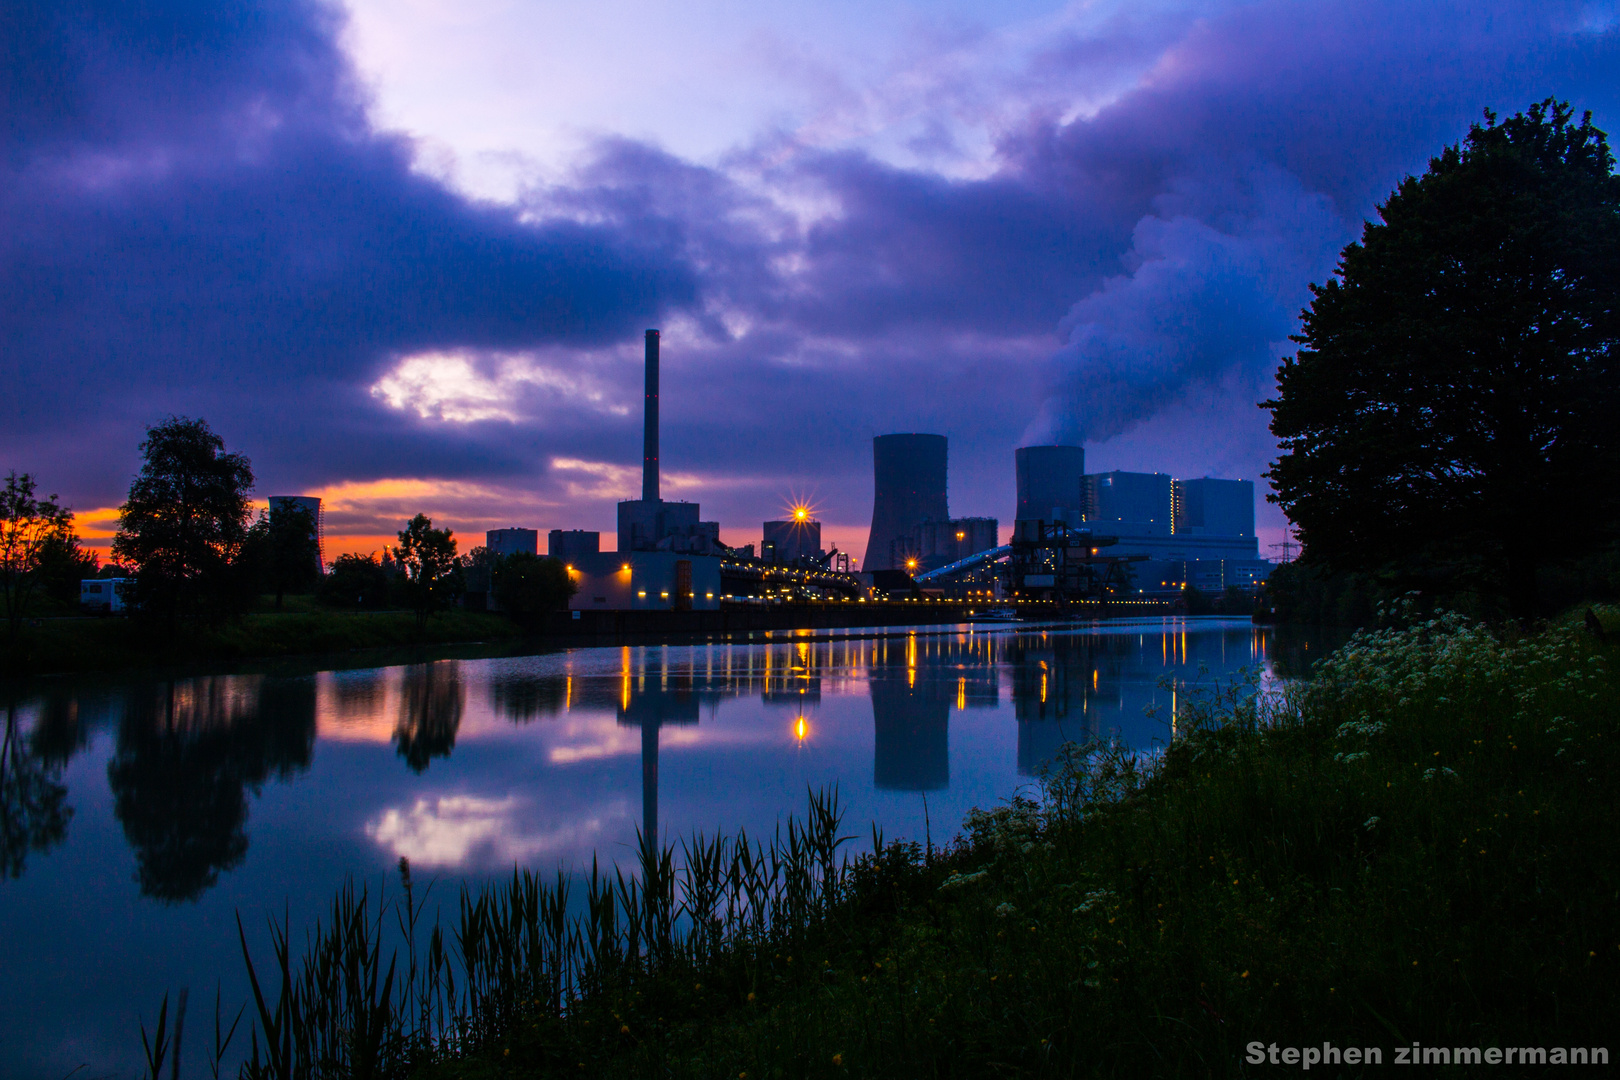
<box><xmin>642</xmin><ymin>329</ymin><xmax>659</xmax><ymax>502</ymax></box>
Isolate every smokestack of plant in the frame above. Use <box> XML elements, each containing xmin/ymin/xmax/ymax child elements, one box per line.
<box><xmin>643</xmin><ymin>329</ymin><xmax>659</xmax><ymax>502</ymax></box>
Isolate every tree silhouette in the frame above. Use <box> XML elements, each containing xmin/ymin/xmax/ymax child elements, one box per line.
<box><xmin>394</xmin><ymin>662</ymin><xmax>463</xmax><ymax>773</ymax></box>
<box><xmin>114</xmin><ymin>417</ymin><xmax>256</xmax><ymax>627</ymax></box>
<box><xmin>0</xmin><ymin>698</ymin><xmax>73</xmax><ymax>880</ymax></box>
<box><xmin>107</xmin><ymin>675</ymin><xmax>315</xmax><ymax>902</ymax></box>
<box><xmin>1266</xmin><ymin>100</ymin><xmax>1620</xmax><ymax>619</ymax></box>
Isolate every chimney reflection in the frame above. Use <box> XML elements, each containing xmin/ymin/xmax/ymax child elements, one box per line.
<box><xmin>617</xmin><ymin>676</ymin><xmax>700</xmax><ymax>844</ymax></box>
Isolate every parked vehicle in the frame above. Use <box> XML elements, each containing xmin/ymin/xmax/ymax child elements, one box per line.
<box><xmin>80</xmin><ymin>577</ymin><xmax>131</xmax><ymax>614</ymax></box>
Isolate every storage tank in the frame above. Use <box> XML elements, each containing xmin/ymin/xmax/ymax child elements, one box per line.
<box><xmin>863</xmin><ymin>434</ymin><xmax>948</xmax><ymax>571</ymax></box>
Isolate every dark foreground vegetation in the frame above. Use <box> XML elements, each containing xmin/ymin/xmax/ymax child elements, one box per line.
<box><xmin>151</xmin><ymin>610</ymin><xmax>1615</xmax><ymax>1079</ymax></box>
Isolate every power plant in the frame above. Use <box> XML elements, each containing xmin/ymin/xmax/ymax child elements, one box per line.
<box><xmin>497</xmin><ymin>330</ymin><xmax>1273</xmax><ymax>612</ymax></box>
<box><xmin>863</xmin><ymin>434</ymin><xmax>949</xmax><ymax>571</ymax></box>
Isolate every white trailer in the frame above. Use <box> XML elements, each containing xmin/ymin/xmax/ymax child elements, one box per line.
<box><xmin>80</xmin><ymin>578</ymin><xmax>131</xmax><ymax>614</ymax></box>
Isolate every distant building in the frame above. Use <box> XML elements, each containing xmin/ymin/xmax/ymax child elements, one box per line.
<box><xmin>1082</xmin><ymin>471</ymin><xmax>1175</xmax><ymax>536</ymax></box>
<box><xmin>549</xmin><ymin>529</ymin><xmax>600</xmax><ymax>561</ymax></box>
<box><xmin>566</xmin><ymin>552</ymin><xmax>722</xmax><ymax>612</ymax></box>
<box><xmin>617</xmin><ymin>500</ymin><xmax>724</xmax><ymax>554</ymax></box>
<box><xmin>268</xmin><ymin>495</ymin><xmax>325</xmax><ymax>572</ymax></box>
<box><xmin>1173</xmin><ymin>478</ymin><xmax>1255</xmax><ymax>537</ymax></box>
<box><xmin>486</xmin><ymin>528</ymin><xmax>538</xmax><ymax>557</ymax></box>
<box><xmin>892</xmin><ymin>516</ymin><xmax>999</xmax><ymax>573</ymax></box>
<box><xmin>863</xmin><ymin>434</ymin><xmax>948</xmax><ymax>571</ymax></box>
<box><xmin>1015</xmin><ymin>445</ymin><xmax>1086</xmax><ymax>525</ymax></box>
<box><xmin>615</xmin><ymin>328</ymin><xmax>726</xmax><ymax>556</ymax></box>
<box><xmin>763</xmin><ymin>516</ymin><xmax>822</xmax><ymax>564</ymax></box>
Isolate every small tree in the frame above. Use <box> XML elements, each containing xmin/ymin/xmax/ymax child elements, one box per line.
<box><xmin>391</xmin><ymin>514</ymin><xmax>461</xmax><ymax>630</ymax></box>
<box><xmin>0</xmin><ymin>473</ymin><xmax>74</xmax><ymax>639</ymax></box>
<box><xmin>319</xmin><ymin>553</ymin><xmax>391</xmax><ymax>609</ymax></box>
<box><xmin>113</xmin><ymin>417</ymin><xmax>256</xmax><ymax>626</ymax></box>
<box><xmin>492</xmin><ymin>552</ymin><xmax>577</xmax><ymax>620</ymax></box>
<box><xmin>34</xmin><ymin>532</ymin><xmax>100</xmax><ymax>606</ymax></box>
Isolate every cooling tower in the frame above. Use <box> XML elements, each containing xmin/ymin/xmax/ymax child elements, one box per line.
<box><xmin>1015</xmin><ymin>445</ymin><xmax>1085</xmax><ymax>522</ymax></box>
<box><xmin>863</xmin><ymin>434</ymin><xmax>948</xmax><ymax>571</ymax></box>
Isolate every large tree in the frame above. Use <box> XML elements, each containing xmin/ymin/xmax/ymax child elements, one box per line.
<box><xmin>1265</xmin><ymin>100</ymin><xmax>1620</xmax><ymax>619</ymax></box>
<box><xmin>114</xmin><ymin>417</ymin><xmax>256</xmax><ymax>625</ymax></box>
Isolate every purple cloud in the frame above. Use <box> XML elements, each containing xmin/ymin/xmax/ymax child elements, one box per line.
<box><xmin>1</xmin><ymin>0</ymin><xmax>1616</xmax><ymax>551</ymax></box>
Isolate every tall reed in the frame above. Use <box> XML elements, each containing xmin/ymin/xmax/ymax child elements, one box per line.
<box><xmin>232</xmin><ymin>787</ymin><xmax>858</xmax><ymax>1079</ymax></box>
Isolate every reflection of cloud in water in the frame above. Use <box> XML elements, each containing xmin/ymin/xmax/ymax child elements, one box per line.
<box><xmin>366</xmin><ymin>794</ymin><xmax>622</xmax><ymax>868</ymax></box>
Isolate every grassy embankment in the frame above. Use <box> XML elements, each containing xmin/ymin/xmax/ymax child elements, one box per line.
<box><xmin>3</xmin><ymin>602</ymin><xmax>523</xmax><ymax>675</ymax></box>
<box><xmin>204</xmin><ymin>611</ymin><xmax>1617</xmax><ymax>1079</ymax></box>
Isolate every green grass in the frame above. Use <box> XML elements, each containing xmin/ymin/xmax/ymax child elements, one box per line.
<box><xmin>4</xmin><ymin>608</ymin><xmax>523</xmax><ymax>675</ymax></box>
<box><xmin>207</xmin><ymin>609</ymin><xmax>1617</xmax><ymax>1079</ymax></box>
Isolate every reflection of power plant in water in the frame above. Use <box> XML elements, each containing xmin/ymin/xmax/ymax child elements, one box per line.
<box><xmin>869</xmin><ymin>678</ymin><xmax>950</xmax><ymax>790</ymax></box>
<box><xmin>617</xmin><ymin>677</ymin><xmax>701</xmax><ymax>844</ymax></box>
<box><xmin>1007</xmin><ymin>635</ymin><xmax>1111</xmax><ymax>775</ymax></box>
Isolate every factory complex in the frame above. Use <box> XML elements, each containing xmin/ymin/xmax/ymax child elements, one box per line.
<box><xmin>278</xmin><ymin>330</ymin><xmax>1275</xmax><ymax>613</ymax></box>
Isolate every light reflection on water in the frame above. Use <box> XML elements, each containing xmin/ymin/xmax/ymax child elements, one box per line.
<box><xmin>0</xmin><ymin>617</ymin><xmax>1271</xmax><ymax>1078</ymax></box>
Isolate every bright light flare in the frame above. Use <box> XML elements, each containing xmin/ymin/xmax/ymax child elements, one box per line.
<box><xmin>794</xmin><ymin>716</ymin><xmax>810</xmax><ymax>741</ymax></box>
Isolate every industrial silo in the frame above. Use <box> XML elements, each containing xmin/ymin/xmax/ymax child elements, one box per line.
<box><xmin>1015</xmin><ymin>445</ymin><xmax>1086</xmax><ymax>524</ymax></box>
<box><xmin>863</xmin><ymin>433</ymin><xmax>948</xmax><ymax>571</ymax></box>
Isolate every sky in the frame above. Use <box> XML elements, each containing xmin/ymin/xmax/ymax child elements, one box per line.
<box><xmin>4</xmin><ymin>0</ymin><xmax>1618</xmax><ymax>563</ymax></box>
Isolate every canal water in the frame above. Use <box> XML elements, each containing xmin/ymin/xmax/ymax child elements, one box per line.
<box><xmin>0</xmin><ymin>617</ymin><xmax>1279</xmax><ymax>1078</ymax></box>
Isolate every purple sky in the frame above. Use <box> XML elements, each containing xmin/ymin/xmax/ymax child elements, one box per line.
<box><xmin>4</xmin><ymin>0</ymin><xmax>1617</xmax><ymax>561</ymax></box>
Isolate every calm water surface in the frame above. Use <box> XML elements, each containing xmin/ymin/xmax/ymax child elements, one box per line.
<box><xmin>0</xmin><ymin>617</ymin><xmax>1277</xmax><ymax>1078</ymax></box>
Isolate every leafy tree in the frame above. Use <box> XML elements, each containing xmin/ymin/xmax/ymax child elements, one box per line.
<box><xmin>244</xmin><ymin>502</ymin><xmax>322</xmax><ymax>610</ymax></box>
<box><xmin>113</xmin><ymin>417</ymin><xmax>256</xmax><ymax>626</ymax></box>
<box><xmin>34</xmin><ymin>531</ymin><xmax>100</xmax><ymax>606</ymax></box>
<box><xmin>492</xmin><ymin>552</ymin><xmax>577</xmax><ymax>619</ymax></box>
<box><xmin>391</xmin><ymin>514</ymin><xmax>461</xmax><ymax>630</ymax></box>
<box><xmin>318</xmin><ymin>552</ymin><xmax>391</xmax><ymax>608</ymax></box>
<box><xmin>1</xmin><ymin>697</ymin><xmax>72</xmax><ymax>880</ymax></box>
<box><xmin>0</xmin><ymin>472</ymin><xmax>74</xmax><ymax>638</ymax></box>
<box><xmin>1265</xmin><ymin>100</ymin><xmax>1620</xmax><ymax>620</ymax></box>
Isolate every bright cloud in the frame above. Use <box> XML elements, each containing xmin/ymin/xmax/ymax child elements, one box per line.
<box><xmin>365</xmin><ymin>793</ymin><xmax>619</xmax><ymax>868</ymax></box>
<box><xmin>371</xmin><ymin>350</ymin><xmax>628</xmax><ymax>423</ymax></box>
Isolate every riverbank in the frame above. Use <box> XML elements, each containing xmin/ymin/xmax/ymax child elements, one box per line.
<box><xmin>209</xmin><ymin>611</ymin><xmax>1615</xmax><ymax>1078</ymax></box>
<box><xmin>3</xmin><ymin>598</ymin><xmax>1181</xmax><ymax>677</ymax></box>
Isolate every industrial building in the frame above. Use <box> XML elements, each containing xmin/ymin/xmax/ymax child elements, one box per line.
<box><xmin>1174</xmin><ymin>477</ymin><xmax>1255</xmax><ymax>537</ymax></box>
<box><xmin>892</xmin><ymin>516</ymin><xmax>999</xmax><ymax>573</ymax></box>
<box><xmin>486</xmin><ymin>528</ymin><xmax>538</xmax><ymax>556</ymax></box>
<box><xmin>1082</xmin><ymin>471</ymin><xmax>1176</xmax><ymax>536</ymax></box>
<box><xmin>549</xmin><ymin>529</ymin><xmax>600</xmax><ymax>561</ymax></box>
<box><xmin>267</xmin><ymin>495</ymin><xmax>324</xmax><ymax>571</ymax></box>
<box><xmin>863</xmin><ymin>433</ymin><xmax>949</xmax><ymax>571</ymax></box>
<box><xmin>1015</xmin><ymin>445</ymin><xmax>1086</xmax><ymax>525</ymax></box>
<box><xmin>763</xmin><ymin>512</ymin><xmax>822</xmax><ymax>564</ymax></box>
<box><xmin>538</xmin><ymin>329</ymin><xmax>727</xmax><ymax>610</ymax></box>
<box><xmin>566</xmin><ymin>551</ymin><xmax>722</xmax><ymax>612</ymax></box>
<box><xmin>615</xmin><ymin>330</ymin><xmax>726</xmax><ymax>556</ymax></box>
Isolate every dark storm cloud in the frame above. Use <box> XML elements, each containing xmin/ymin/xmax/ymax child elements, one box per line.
<box><xmin>2</xmin><ymin>0</ymin><xmax>1616</xmax><ymax>534</ymax></box>
<box><xmin>0</xmin><ymin>0</ymin><xmax>697</xmax><ymax>502</ymax></box>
